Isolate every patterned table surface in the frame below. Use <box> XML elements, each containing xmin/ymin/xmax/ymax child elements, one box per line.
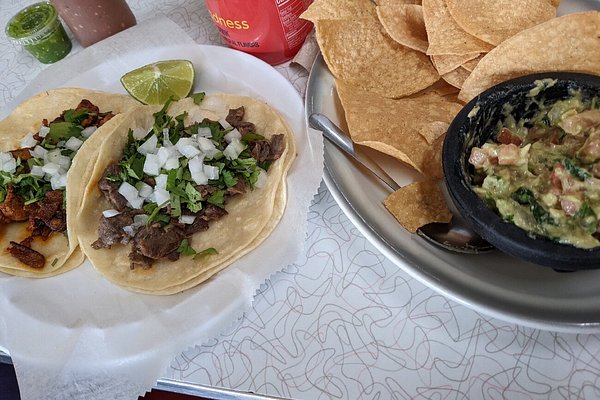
<box><xmin>2</xmin><ymin>1</ymin><xmax>600</xmax><ymax>399</ymax></box>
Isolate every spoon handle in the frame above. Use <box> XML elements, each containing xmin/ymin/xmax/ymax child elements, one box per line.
<box><xmin>309</xmin><ymin>113</ymin><xmax>400</xmax><ymax>192</ymax></box>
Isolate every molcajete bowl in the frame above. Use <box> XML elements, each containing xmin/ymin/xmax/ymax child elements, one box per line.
<box><xmin>443</xmin><ymin>72</ymin><xmax>600</xmax><ymax>271</ymax></box>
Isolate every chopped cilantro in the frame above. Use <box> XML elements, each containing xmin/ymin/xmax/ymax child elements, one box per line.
<box><xmin>44</xmin><ymin>121</ymin><xmax>83</xmax><ymax>145</ymax></box>
<box><xmin>564</xmin><ymin>158</ymin><xmax>590</xmax><ymax>181</ymax></box>
<box><xmin>193</xmin><ymin>247</ymin><xmax>218</xmax><ymax>259</ymax></box>
<box><xmin>222</xmin><ymin>170</ymin><xmax>237</xmax><ymax>188</ymax></box>
<box><xmin>191</xmin><ymin>92</ymin><xmax>206</xmax><ymax>105</ymax></box>
<box><xmin>177</xmin><ymin>239</ymin><xmax>217</xmax><ymax>260</ymax></box>
<box><xmin>177</xmin><ymin>239</ymin><xmax>197</xmax><ymax>256</ymax></box>
<box><xmin>63</xmin><ymin>109</ymin><xmax>90</xmax><ymax>124</ymax></box>
<box><xmin>241</xmin><ymin>133</ymin><xmax>266</xmax><ymax>143</ymax></box>
<box><xmin>207</xmin><ymin>190</ymin><xmax>225</xmax><ymax>207</ymax></box>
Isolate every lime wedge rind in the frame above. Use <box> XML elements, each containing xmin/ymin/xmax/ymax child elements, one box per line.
<box><xmin>120</xmin><ymin>60</ymin><xmax>195</xmax><ymax>105</ymax></box>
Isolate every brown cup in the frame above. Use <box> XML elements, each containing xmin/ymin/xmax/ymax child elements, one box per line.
<box><xmin>51</xmin><ymin>0</ymin><xmax>136</xmax><ymax>47</ymax></box>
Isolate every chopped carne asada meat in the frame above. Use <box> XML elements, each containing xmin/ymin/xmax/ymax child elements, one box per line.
<box><xmin>225</xmin><ymin>176</ymin><xmax>247</xmax><ymax>196</ymax></box>
<box><xmin>129</xmin><ymin>249</ymin><xmax>153</xmax><ymax>270</ymax></box>
<box><xmin>7</xmin><ymin>241</ymin><xmax>45</xmax><ymax>269</ymax></box>
<box><xmin>25</xmin><ymin>190</ymin><xmax>66</xmax><ymax>232</ymax></box>
<box><xmin>91</xmin><ymin>210</ymin><xmax>142</xmax><ymax>249</ymax></box>
<box><xmin>225</xmin><ymin>106</ymin><xmax>256</xmax><ymax>134</ymax></box>
<box><xmin>225</xmin><ymin>107</ymin><xmax>245</xmax><ymax>126</ymax></box>
<box><xmin>249</xmin><ymin>134</ymin><xmax>286</xmax><ymax>164</ymax></box>
<box><xmin>10</xmin><ymin>148</ymin><xmax>33</xmax><ymax>161</ymax></box>
<box><xmin>98</xmin><ymin>163</ymin><xmax>129</xmax><ymax>211</ymax></box>
<box><xmin>132</xmin><ymin>224</ymin><xmax>185</xmax><ymax>261</ymax></box>
<box><xmin>0</xmin><ymin>186</ymin><xmax>28</xmax><ymax>222</ymax></box>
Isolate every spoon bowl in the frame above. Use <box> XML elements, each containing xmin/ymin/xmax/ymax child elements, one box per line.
<box><xmin>309</xmin><ymin>113</ymin><xmax>494</xmax><ymax>254</ymax></box>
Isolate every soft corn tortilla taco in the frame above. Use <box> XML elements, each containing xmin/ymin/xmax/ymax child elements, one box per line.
<box><xmin>75</xmin><ymin>94</ymin><xmax>296</xmax><ymax>294</ymax></box>
<box><xmin>0</xmin><ymin>88</ymin><xmax>139</xmax><ymax>278</ymax></box>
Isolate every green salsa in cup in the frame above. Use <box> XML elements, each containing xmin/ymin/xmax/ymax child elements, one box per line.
<box><xmin>5</xmin><ymin>2</ymin><xmax>72</xmax><ymax>64</ymax></box>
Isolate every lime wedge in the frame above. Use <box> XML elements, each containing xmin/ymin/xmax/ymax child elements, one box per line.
<box><xmin>120</xmin><ymin>60</ymin><xmax>195</xmax><ymax>105</ymax></box>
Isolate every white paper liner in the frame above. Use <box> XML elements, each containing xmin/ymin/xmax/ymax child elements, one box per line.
<box><xmin>0</xmin><ymin>16</ymin><xmax>323</xmax><ymax>400</ymax></box>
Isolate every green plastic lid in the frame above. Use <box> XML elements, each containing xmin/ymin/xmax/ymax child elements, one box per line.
<box><xmin>5</xmin><ymin>2</ymin><xmax>61</xmax><ymax>45</ymax></box>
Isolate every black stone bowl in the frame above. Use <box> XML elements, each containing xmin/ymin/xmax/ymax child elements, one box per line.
<box><xmin>443</xmin><ymin>72</ymin><xmax>600</xmax><ymax>271</ymax></box>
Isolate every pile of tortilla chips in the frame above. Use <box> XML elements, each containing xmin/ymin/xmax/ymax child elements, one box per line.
<box><xmin>301</xmin><ymin>0</ymin><xmax>600</xmax><ymax>234</ymax></box>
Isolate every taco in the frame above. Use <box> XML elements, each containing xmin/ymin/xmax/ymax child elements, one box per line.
<box><xmin>75</xmin><ymin>94</ymin><xmax>296</xmax><ymax>294</ymax></box>
<box><xmin>0</xmin><ymin>88</ymin><xmax>139</xmax><ymax>277</ymax></box>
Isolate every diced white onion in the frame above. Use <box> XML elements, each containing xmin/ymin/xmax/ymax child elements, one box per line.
<box><xmin>163</xmin><ymin>128</ymin><xmax>173</xmax><ymax>147</ymax></box>
<box><xmin>203</xmin><ymin>164</ymin><xmax>219</xmax><ymax>180</ymax></box>
<box><xmin>176</xmin><ymin>137</ymin><xmax>201</xmax><ymax>159</ymax></box>
<box><xmin>42</xmin><ymin>162</ymin><xmax>60</xmax><ymax>175</ymax></box>
<box><xmin>81</xmin><ymin>126</ymin><xmax>97</xmax><ymax>138</ymax></box>
<box><xmin>118</xmin><ymin>181</ymin><xmax>144</xmax><ymax>209</ymax></box>
<box><xmin>30</xmin><ymin>165</ymin><xmax>45</xmax><ymax>178</ymax></box>
<box><xmin>197</xmin><ymin>137</ymin><xmax>219</xmax><ymax>160</ymax></box>
<box><xmin>20</xmin><ymin>132</ymin><xmax>37</xmax><ymax>148</ymax></box>
<box><xmin>133</xmin><ymin>214</ymin><xmax>149</xmax><ymax>226</ymax></box>
<box><xmin>0</xmin><ymin>158</ymin><xmax>16</xmax><ymax>174</ymax></box>
<box><xmin>143</xmin><ymin>153</ymin><xmax>160</xmax><ymax>176</ymax></box>
<box><xmin>189</xmin><ymin>155</ymin><xmax>208</xmax><ymax>185</ymax></box>
<box><xmin>135</xmin><ymin>181</ymin><xmax>153</xmax><ymax>199</ymax></box>
<box><xmin>137</xmin><ymin>134</ymin><xmax>158</xmax><ymax>155</ymax></box>
<box><xmin>197</xmin><ymin>127</ymin><xmax>212</xmax><ymax>137</ymax></box>
<box><xmin>30</xmin><ymin>145</ymin><xmax>48</xmax><ymax>159</ymax></box>
<box><xmin>224</xmin><ymin>128</ymin><xmax>241</xmax><ymax>144</ymax></box>
<box><xmin>57</xmin><ymin>140</ymin><xmax>65</xmax><ymax>147</ymax></box>
<box><xmin>38</xmin><ymin>126</ymin><xmax>50</xmax><ymax>138</ymax></box>
<box><xmin>50</xmin><ymin>173</ymin><xmax>67</xmax><ymax>190</ymax></box>
<box><xmin>255</xmin><ymin>169</ymin><xmax>268</xmax><ymax>188</ymax></box>
<box><xmin>219</xmin><ymin>118</ymin><xmax>232</xmax><ymax>129</ymax></box>
<box><xmin>65</xmin><ymin>136</ymin><xmax>83</xmax><ymax>151</ymax></box>
<box><xmin>155</xmin><ymin>174</ymin><xmax>168</xmax><ymax>190</ymax></box>
<box><xmin>164</xmin><ymin>157</ymin><xmax>180</xmax><ymax>171</ymax></box>
<box><xmin>44</xmin><ymin>149</ymin><xmax>62</xmax><ymax>164</ymax></box>
<box><xmin>153</xmin><ymin>187</ymin><xmax>170</xmax><ymax>207</ymax></box>
<box><xmin>0</xmin><ymin>152</ymin><xmax>13</xmax><ymax>163</ymax></box>
<box><xmin>123</xmin><ymin>225</ymin><xmax>136</xmax><ymax>237</ymax></box>
<box><xmin>223</xmin><ymin>138</ymin><xmax>245</xmax><ymax>160</ymax></box>
<box><xmin>132</xmin><ymin>127</ymin><xmax>147</xmax><ymax>140</ymax></box>
<box><xmin>56</xmin><ymin>155</ymin><xmax>71</xmax><ymax>172</ymax></box>
<box><xmin>156</xmin><ymin>146</ymin><xmax>170</xmax><ymax>167</ymax></box>
<box><xmin>179</xmin><ymin>215</ymin><xmax>196</xmax><ymax>224</ymax></box>
<box><xmin>102</xmin><ymin>209</ymin><xmax>121</xmax><ymax>218</ymax></box>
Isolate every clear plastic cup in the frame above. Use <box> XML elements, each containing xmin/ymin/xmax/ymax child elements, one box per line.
<box><xmin>5</xmin><ymin>2</ymin><xmax>72</xmax><ymax>64</ymax></box>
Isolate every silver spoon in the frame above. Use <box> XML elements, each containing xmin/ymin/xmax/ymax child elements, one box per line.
<box><xmin>309</xmin><ymin>113</ymin><xmax>494</xmax><ymax>254</ymax></box>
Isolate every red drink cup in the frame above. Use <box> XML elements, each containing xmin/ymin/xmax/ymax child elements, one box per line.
<box><xmin>205</xmin><ymin>0</ymin><xmax>313</xmax><ymax>65</ymax></box>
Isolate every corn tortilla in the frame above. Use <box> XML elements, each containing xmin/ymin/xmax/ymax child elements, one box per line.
<box><xmin>75</xmin><ymin>95</ymin><xmax>295</xmax><ymax>294</ymax></box>
<box><xmin>0</xmin><ymin>88</ymin><xmax>138</xmax><ymax>277</ymax></box>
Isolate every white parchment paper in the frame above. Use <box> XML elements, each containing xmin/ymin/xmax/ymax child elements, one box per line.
<box><xmin>0</xmin><ymin>17</ymin><xmax>324</xmax><ymax>400</ymax></box>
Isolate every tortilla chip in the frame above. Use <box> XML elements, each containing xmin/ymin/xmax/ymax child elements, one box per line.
<box><xmin>300</xmin><ymin>0</ymin><xmax>375</xmax><ymax>21</ymax></box>
<box><xmin>384</xmin><ymin>180</ymin><xmax>452</xmax><ymax>233</ymax></box>
<box><xmin>336</xmin><ymin>79</ymin><xmax>462</xmax><ymax>177</ymax></box>
<box><xmin>422</xmin><ymin>0</ymin><xmax>494</xmax><ymax>55</ymax></box>
<box><xmin>461</xmin><ymin>54</ymin><xmax>484</xmax><ymax>72</ymax></box>
<box><xmin>316</xmin><ymin>15</ymin><xmax>439</xmax><ymax>98</ymax></box>
<box><xmin>442</xmin><ymin>66</ymin><xmax>471</xmax><ymax>89</ymax></box>
<box><xmin>431</xmin><ymin>53</ymin><xmax>480</xmax><ymax>75</ymax></box>
<box><xmin>445</xmin><ymin>0</ymin><xmax>557</xmax><ymax>46</ymax></box>
<box><xmin>376</xmin><ymin>0</ymin><xmax>421</xmax><ymax>4</ymax></box>
<box><xmin>459</xmin><ymin>11</ymin><xmax>600</xmax><ymax>102</ymax></box>
<box><xmin>377</xmin><ymin>5</ymin><xmax>429</xmax><ymax>53</ymax></box>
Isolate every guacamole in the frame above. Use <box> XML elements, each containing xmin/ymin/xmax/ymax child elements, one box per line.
<box><xmin>469</xmin><ymin>87</ymin><xmax>600</xmax><ymax>249</ymax></box>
